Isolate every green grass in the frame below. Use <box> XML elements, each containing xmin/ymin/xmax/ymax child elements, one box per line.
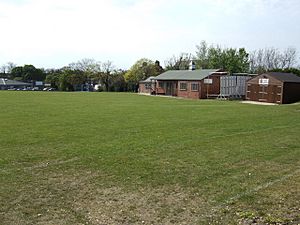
<box><xmin>0</xmin><ymin>91</ymin><xmax>299</xmax><ymax>224</ymax></box>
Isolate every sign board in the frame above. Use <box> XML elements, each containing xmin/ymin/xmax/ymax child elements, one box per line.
<box><xmin>259</xmin><ymin>78</ymin><xmax>269</xmax><ymax>85</ymax></box>
<box><xmin>204</xmin><ymin>79</ymin><xmax>213</xmax><ymax>84</ymax></box>
<box><xmin>35</xmin><ymin>81</ymin><xmax>43</xmax><ymax>86</ymax></box>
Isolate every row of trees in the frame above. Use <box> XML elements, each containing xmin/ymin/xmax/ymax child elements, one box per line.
<box><xmin>1</xmin><ymin>41</ymin><xmax>299</xmax><ymax>92</ymax></box>
<box><xmin>164</xmin><ymin>41</ymin><xmax>299</xmax><ymax>74</ymax></box>
<box><xmin>45</xmin><ymin>59</ymin><xmax>128</xmax><ymax>92</ymax></box>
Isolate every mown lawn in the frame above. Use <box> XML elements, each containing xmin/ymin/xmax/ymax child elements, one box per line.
<box><xmin>0</xmin><ymin>91</ymin><xmax>299</xmax><ymax>224</ymax></box>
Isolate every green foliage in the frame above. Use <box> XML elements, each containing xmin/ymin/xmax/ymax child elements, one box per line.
<box><xmin>45</xmin><ymin>70</ymin><xmax>61</xmax><ymax>89</ymax></box>
<box><xmin>109</xmin><ymin>69</ymin><xmax>127</xmax><ymax>92</ymax></box>
<box><xmin>11</xmin><ymin>65</ymin><xmax>45</xmax><ymax>81</ymax></box>
<box><xmin>125</xmin><ymin>58</ymin><xmax>163</xmax><ymax>91</ymax></box>
<box><xmin>195</xmin><ymin>41</ymin><xmax>250</xmax><ymax>73</ymax></box>
<box><xmin>11</xmin><ymin>66</ymin><xmax>23</xmax><ymax>79</ymax></box>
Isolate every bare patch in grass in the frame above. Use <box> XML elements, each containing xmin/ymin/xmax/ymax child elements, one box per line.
<box><xmin>1</xmin><ymin>165</ymin><xmax>299</xmax><ymax>224</ymax></box>
<box><xmin>1</xmin><ymin>167</ymin><xmax>213</xmax><ymax>224</ymax></box>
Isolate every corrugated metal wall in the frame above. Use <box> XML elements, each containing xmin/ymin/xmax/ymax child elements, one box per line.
<box><xmin>220</xmin><ymin>76</ymin><xmax>251</xmax><ymax>98</ymax></box>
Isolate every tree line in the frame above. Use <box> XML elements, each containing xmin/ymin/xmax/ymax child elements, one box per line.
<box><xmin>1</xmin><ymin>41</ymin><xmax>299</xmax><ymax>92</ymax></box>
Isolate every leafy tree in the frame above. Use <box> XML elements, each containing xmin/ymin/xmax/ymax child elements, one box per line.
<box><xmin>61</xmin><ymin>69</ymin><xmax>87</xmax><ymax>91</ymax></box>
<box><xmin>11</xmin><ymin>66</ymin><xmax>24</xmax><ymax>79</ymax></box>
<box><xmin>195</xmin><ymin>41</ymin><xmax>209</xmax><ymax>69</ymax></box>
<box><xmin>109</xmin><ymin>69</ymin><xmax>127</xmax><ymax>92</ymax></box>
<box><xmin>45</xmin><ymin>70</ymin><xmax>61</xmax><ymax>89</ymax></box>
<box><xmin>11</xmin><ymin>65</ymin><xmax>45</xmax><ymax>81</ymax></box>
<box><xmin>194</xmin><ymin>41</ymin><xmax>250</xmax><ymax>74</ymax></box>
<box><xmin>125</xmin><ymin>58</ymin><xmax>162</xmax><ymax>92</ymax></box>
<box><xmin>58</xmin><ymin>73</ymin><xmax>72</xmax><ymax>91</ymax></box>
<box><xmin>22</xmin><ymin>65</ymin><xmax>45</xmax><ymax>81</ymax></box>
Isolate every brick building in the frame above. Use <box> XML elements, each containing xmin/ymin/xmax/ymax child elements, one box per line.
<box><xmin>153</xmin><ymin>69</ymin><xmax>227</xmax><ymax>99</ymax></box>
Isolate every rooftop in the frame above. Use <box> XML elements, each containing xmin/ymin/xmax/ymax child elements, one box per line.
<box><xmin>0</xmin><ymin>78</ymin><xmax>31</xmax><ymax>86</ymax></box>
<box><xmin>153</xmin><ymin>69</ymin><xmax>224</xmax><ymax>81</ymax></box>
<box><xmin>265</xmin><ymin>72</ymin><xmax>300</xmax><ymax>83</ymax></box>
<box><xmin>139</xmin><ymin>76</ymin><xmax>156</xmax><ymax>83</ymax></box>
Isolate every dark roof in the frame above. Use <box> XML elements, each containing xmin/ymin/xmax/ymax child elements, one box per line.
<box><xmin>0</xmin><ymin>78</ymin><xmax>31</xmax><ymax>86</ymax></box>
<box><xmin>265</xmin><ymin>72</ymin><xmax>300</xmax><ymax>83</ymax></box>
<box><xmin>154</xmin><ymin>69</ymin><xmax>224</xmax><ymax>81</ymax></box>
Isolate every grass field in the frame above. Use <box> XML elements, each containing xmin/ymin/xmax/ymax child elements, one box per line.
<box><xmin>0</xmin><ymin>91</ymin><xmax>299</xmax><ymax>224</ymax></box>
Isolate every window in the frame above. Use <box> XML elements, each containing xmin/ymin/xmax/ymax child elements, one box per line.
<box><xmin>158</xmin><ymin>82</ymin><xmax>164</xmax><ymax>88</ymax></box>
<box><xmin>180</xmin><ymin>82</ymin><xmax>187</xmax><ymax>90</ymax></box>
<box><xmin>191</xmin><ymin>83</ymin><xmax>199</xmax><ymax>91</ymax></box>
<box><xmin>145</xmin><ymin>83</ymin><xmax>151</xmax><ymax>89</ymax></box>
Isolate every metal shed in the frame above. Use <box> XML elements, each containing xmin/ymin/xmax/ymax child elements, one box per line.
<box><xmin>219</xmin><ymin>74</ymin><xmax>253</xmax><ymax>99</ymax></box>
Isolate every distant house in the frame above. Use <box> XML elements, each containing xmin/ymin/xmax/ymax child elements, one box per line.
<box><xmin>246</xmin><ymin>72</ymin><xmax>300</xmax><ymax>104</ymax></box>
<box><xmin>0</xmin><ymin>78</ymin><xmax>32</xmax><ymax>90</ymax></box>
<box><xmin>153</xmin><ymin>69</ymin><xmax>227</xmax><ymax>99</ymax></box>
<box><xmin>139</xmin><ymin>76</ymin><xmax>156</xmax><ymax>94</ymax></box>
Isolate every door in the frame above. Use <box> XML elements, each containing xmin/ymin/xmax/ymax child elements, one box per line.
<box><xmin>166</xmin><ymin>82</ymin><xmax>173</xmax><ymax>95</ymax></box>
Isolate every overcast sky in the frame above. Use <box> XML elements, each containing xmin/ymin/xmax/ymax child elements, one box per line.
<box><xmin>0</xmin><ymin>0</ymin><xmax>299</xmax><ymax>69</ymax></box>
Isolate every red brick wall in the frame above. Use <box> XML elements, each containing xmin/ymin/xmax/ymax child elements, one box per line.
<box><xmin>155</xmin><ymin>74</ymin><xmax>223</xmax><ymax>99</ymax></box>
<box><xmin>177</xmin><ymin>81</ymin><xmax>201</xmax><ymax>99</ymax></box>
<box><xmin>139</xmin><ymin>83</ymin><xmax>154</xmax><ymax>94</ymax></box>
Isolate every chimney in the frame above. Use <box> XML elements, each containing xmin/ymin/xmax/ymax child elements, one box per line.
<box><xmin>189</xmin><ymin>60</ymin><xmax>196</xmax><ymax>71</ymax></box>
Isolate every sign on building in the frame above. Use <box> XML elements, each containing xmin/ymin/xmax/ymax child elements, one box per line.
<box><xmin>204</xmin><ymin>79</ymin><xmax>213</xmax><ymax>84</ymax></box>
<box><xmin>259</xmin><ymin>78</ymin><xmax>269</xmax><ymax>85</ymax></box>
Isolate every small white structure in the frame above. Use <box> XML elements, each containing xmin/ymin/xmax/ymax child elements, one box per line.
<box><xmin>94</xmin><ymin>84</ymin><xmax>102</xmax><ymax>91</ymax></box>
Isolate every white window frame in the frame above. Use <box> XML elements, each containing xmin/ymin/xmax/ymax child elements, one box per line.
<box><xmin>191</xmin><ymin>83</ymin><xmax>199</xmax><ymax>91</ymax></box>
<box><xmin>179</xmin><ymin>82</ymin><xmax>187</xmax><ymax>90</ymax></box>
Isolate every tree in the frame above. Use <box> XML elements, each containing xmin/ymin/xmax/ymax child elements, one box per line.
<box><xmin>154</xmin><ymin>60</ymin><xmax>164</xmax><ymax>74</ymax></box>
<box><xmin>98</xmin><ymin>61</ymin><xmax>115</xmax><ymax>91</ymax></box>
<box><xmin>249</xmin><ymin>47</ymin><xmax>298</xmax><ymax>73</ymax></box>
<box><xmin>164</xmin><ymin>53</ymin><xmax>193</xmax><ymax>70</ymax></box>
<box><xmin>11</xmin><ymin>65</ymin><xmax>45</xmax><ymax>81</ymax></box>
<box><xmin>0</xmin><ymin>62</ymin><xmax>16</xmax><ymax>75</ymax></box>
<box><xmin>22</xmin><ymin>65</ymin><xmax>45</xmax><ymax>81</ymax></box>
<box><xmin>45</xmin><ymin>69</ymin><xmax>61</xmax><ymax>89</ymax></box>
<box><xmin>68</xmin><ymin>58</ymin><xmax>101</xmax><ymax>78</ymax></box>
<box><xmin>11</xmin><ymin>66</ymin><xmax>24</xmax><ymax>79</ymax></box>
<box><xmin>109</xmin><ymin>69</ymin><xmax>127</xmax><ymax>92</ymax></box>
<box><xmin>125</xmin><ymin>58</ymin><xmax>160</xmax><ymax>92</ymax></box>
<box><xmin>194</xmin><ymin>42</ymin><xmax>250</xmax><ymax>74</ymax></box>
<box><xmin>195</xmin><ymin>41</ymin><xmax>209</xmax><ymax>69</ymax></box>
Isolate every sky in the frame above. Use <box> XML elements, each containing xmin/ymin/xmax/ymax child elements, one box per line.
<box><xmin>0</xmin><ymin>0</ymin><xmax>300</xmax><ymax>69</ymax></box>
